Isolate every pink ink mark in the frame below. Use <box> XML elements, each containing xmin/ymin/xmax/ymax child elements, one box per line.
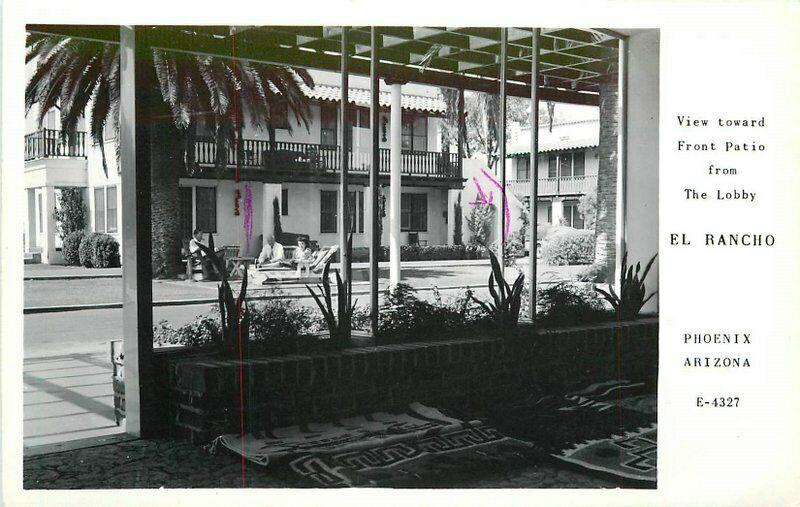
<box><xmin>243</xmin><ymin>184</ymin><xmax>254</xmax><ymax>255</ymax></box>
<box><xmin>467</xmin><ymin>168</ymin><xmax>512</xmax><ymax>241</ymax></box>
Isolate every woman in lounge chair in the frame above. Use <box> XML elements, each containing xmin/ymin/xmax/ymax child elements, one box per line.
<box><xmin>293</xmin><ymin>237</ymin><xmax>315</xmax><ymax>277</ymax></box>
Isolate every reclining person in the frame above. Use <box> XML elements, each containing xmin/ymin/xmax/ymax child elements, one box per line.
<box><xmin>256</xmin><ymin>234</ymin><xmax>286</xmax><ymax>268</ymax></box>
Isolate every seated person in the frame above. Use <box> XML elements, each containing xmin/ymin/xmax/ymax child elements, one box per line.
<box><xmin>293</xmin><ymin>237</ymin><xmax>315</xmax><ymax>277</ymax></box>
<box><xmin>188</xmin><ymin>229</ymin><xmax>217</xmax><ymax>280</ymax></box>
<box><xmin>256</xmin><ymin>234</ymin><xmax>286</xmax><ymax>267</ymax></box>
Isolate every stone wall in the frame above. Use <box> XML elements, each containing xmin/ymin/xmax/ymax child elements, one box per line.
<box><xmin>169</xmin><ymin>319</ymin><xmax>658</xmax><ymax>444</ymax></box>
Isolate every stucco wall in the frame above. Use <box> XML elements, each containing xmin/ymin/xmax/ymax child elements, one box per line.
<box><xmin>625</xmin><ymin>30</ymin><xmax>660</xmax><ymax>313</ymax></box>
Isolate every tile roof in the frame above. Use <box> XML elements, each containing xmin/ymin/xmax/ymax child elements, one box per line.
<box><xmin>507</xmin><ymin>119</ymin><xmax>599</xmax><ymax>155</ymax></box>
<box><xmin>301</xmin><ymin>84</ymin><xmax>447</xmax><ymax>114</ymax></box>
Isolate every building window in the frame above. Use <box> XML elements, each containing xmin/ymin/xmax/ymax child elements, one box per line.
<box><xmin>546</xmin><ymin>203</ymin><xmax>552</xmax><ymax>224</ymax></box>
<box><xmin>38</xmin><ymin>193</ymin><xmax>43</xmax><ymax>233</ymax></box>
<box><xmin>346</xmin><ymin>190</ymin><xmax>365</xmax><ymax>234</ymax></box>
<box><xmin>281</xmin><ymin>188</ymin><xmax>289</xmax><ymax>215</ymax></box>
<box><xmin>320</xmin><ymin>190</ymin><xmax>338</xmax><ymax>233</ymax></box>
<box><xmin>195</xmin><ymin>186</ymin><xmax>217</xmax><ymax>233</ymax></box>
<box><xmin>320</xmin><ymin>103</ymin><xmax>337</xmax><ymax>146</ymax></box>
<box><xmin>270</xmin><ymin>101</ymin><xmax>290</xmax><ymax>130</ymax></box>
<box><xmin>106</xmin><ymin>186</ymin><xmax>118</xmax><ymax>233</ymax></box>
<box><xmin>517</xmin><ymin>157</ymin><xmax>530</xmax><ymax>180</ymax></box>
<box><xmin>401</xmin><ymin>193</ymin><xmax>427</xmax><ymax>232</ymax></box>
<box><xmin>401</xmin><ymin>114</ymin><xmax>428</xmax><ymax>151</ymax></box>
<box><xmin>572</xmin><ymin>151</ymin><xmax>585</xmax><ymax>177</ymax></box>
<box><xmin>94</xmin><ymin>187</ymin><xmax>106</xmax><ymax>233</ymax></box>
<box><xmin>179</xmin><ymin>186</ymin><xmax>193</xmax><ymax>240</ymax></box>
<box><xmin>564</xmin><ymin>201</ymin><xmax>585</xmax><ymax>229</ymax></box>
<box><xmin>548</xmin><ymin>155</ymin><xmax>558</xmax><ymax>178</ymax></box>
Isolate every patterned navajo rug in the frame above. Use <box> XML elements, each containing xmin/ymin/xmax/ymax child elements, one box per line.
<box><xmin>209</xmin><ymin>402</ymin><xmax>528</xmax><ymax>487</ymax></box>
<box><xmin>490</xmin><ymin>380</ymin><xmax>657</xmax><ymax>486</ymax></box>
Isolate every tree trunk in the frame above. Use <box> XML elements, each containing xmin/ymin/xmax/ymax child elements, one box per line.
<box><xmin>593</xmin><ymin>72</ymin><xmax>619</xmax><ymax>282</ymax></box>
<box><xmin>150</xmin><ymin>120</ymin><xmax>185</xmax><ymax>278</ymax></box>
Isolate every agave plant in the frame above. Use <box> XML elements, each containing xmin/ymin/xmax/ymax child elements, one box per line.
<box><xmin>195</xmin><ymin>233</ymin><xmax>250</xmax><ymax>358</ymax></box>
<box><xmin>307</xmin><ymin>259</ymin><xmax>357</xmax><ymax>348</ymax></box>
<box><xmin>595</xmin><ymin>252</ymin><xmax>658</xmax><ymax>320</ymax></box>
<box><xmin>470</xmin><ymin>248</ymin><xmax>525</xmax><ymax>331</ymax></box>
<box><xmin>306</xmin><ymin>233</ymin><xmax>356</xmax><ymax>347</ymax></box>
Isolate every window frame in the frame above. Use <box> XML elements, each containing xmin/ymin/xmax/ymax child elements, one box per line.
<box><xmin>320</xmin><ymin>102</ymin><xmax>338</xmax><ymax>146</ymax></box>
<box><xmin>106</xmin><ymin>185</ymin><xmax>118</xmax><ymax>233</ymax></box>
<box><xmin>281</xmin><ymin>188</ymin><xmax>289</xmax><ymax>216</ymax></box>
<box><xmin>270</xmin><ymin>101</ymin><xmax>290</xmax><ymax>130</ymax></box>
<box><xmin>94</xmin><ymin>187</ymin><xmax>106</xmax><ymax>233</ymax></box>
<box><xmin>400</xmin><ymin>193</ymin><xmax>428</xmax><ymax>232</ymax></box>
<box><xmin>195</xmin><ymin>186</ymin><xmax>217</xmax><ymax>234</ymax></box>
<box><xmin>401</xmin><ymin>113</ymin><xmax>428</xmax><ymax>152</ymax></box>
<box><xmin>517</xmin><ymin>156</ymin><xmax>530</xmax><ymax>180</ymax></box>
<box><xmin>320</xmin><ymin>190</ymin><xmax>338</xmax><ymax>234</ymax></box>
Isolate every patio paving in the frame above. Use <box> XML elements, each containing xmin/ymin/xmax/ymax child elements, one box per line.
<box><xmin>23</xmin><ymin>437</ymin><xmax>615</xmax><ymax>489</ymax></box>
<box><xmin>23</xmin><ymin>351</ymin><xmax>125</xmax><ymax>450</ymax></box>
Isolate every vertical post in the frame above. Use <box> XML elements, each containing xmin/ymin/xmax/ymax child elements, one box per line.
<box><xmin>120</xmin><ymin>25</ymin><xmax>155</xmax><ymax>437</ymax></box>
<box><xmin>528</xmin><ymin>27</ymin><xmax>540</xmax><ymax>321</ymax></box>
<box><xmin>369</xmin><ymin>27</ymin><xmax>381</xmax><ymax>336</ymax></box>
<box><xmin>498</xmin><ymin>27</ymin><xmax>508</xmax><ymax>272</ymax></box>
<box><xmin>457</xmin><ymin>86</ymin><xmax>465</xmax><ymax>173</ymax></box>
<box><xmin>388</xmin><ymin>81</ymin><xmax>402</xmax><ymax>286</ymax></box>
<box><xmin>339</xmin><ymin>27</ymin><xmax>351</xmax><ymax>284</ymax></box>
<box><xmin>616</xmin><ymin>36</ymin><xmax>629</xmax><ymax>289</ymax></box>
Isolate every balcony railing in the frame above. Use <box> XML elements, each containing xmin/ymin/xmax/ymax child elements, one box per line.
<box><xmin>193</xmin><ymin>138</ymin><xmax>462</xmax><ymax>179</ymax></box>
<box><xmin>506</xmin><ymin>175</ymin><xmax>598</xmax><ymax>198</ymax></box>
<box><xmin>24</xmin><ymin>129</ymin><xmax>87</xmax><ymax>161</ymax></box>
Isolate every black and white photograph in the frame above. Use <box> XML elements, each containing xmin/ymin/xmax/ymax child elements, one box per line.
<box><xmin>2</xmin><ymin>2</ymin><xmax>800</xmax><ymax>506</ymax></box>
<box><xmin>16</xmin><ymin>24</ymin><xmax>659</xmax><ymax>489</ymax></box>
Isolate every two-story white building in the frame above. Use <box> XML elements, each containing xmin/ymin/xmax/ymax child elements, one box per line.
<box><xmin>23</xmin><ymin>69</ymin><xmax>467</xmax><ymax>264</ymax></box>
<box><xmin>505</xmin><ymin>117</ymin><xmax>600</xmax><ymax>229</ymax></box>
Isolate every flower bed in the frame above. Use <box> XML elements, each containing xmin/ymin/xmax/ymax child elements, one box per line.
<box><xmin>169</xmin><ymin>318</ymin><xmax>658</xmax><ymax>444</ymax></box>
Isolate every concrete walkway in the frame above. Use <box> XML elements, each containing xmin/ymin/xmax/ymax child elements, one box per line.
<box><xmin>24</xmin><ymin>264</ymin><xmax>122</xmax><ymax>280</ymax></box>
<box><xmin>23</xmin><ymin>350</ymin><xmax>125</xmax><ymax>451</ymax></box>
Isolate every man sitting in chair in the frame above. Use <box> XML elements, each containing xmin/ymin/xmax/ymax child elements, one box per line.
<box><xmin>256</xmin><ymin>234</ymin><xmax>286</xmax><ymax>268</ymax></box>
<box><xmin>189</xmin><ymin>229</ymin><xmax>217</xmax><ymax>280</ymax></box>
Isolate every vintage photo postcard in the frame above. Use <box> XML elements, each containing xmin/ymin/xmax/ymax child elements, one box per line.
<box><xmin>1</xmin><ymin>1</ymin><xmax>798</xmax><ymax>506</ymax></box>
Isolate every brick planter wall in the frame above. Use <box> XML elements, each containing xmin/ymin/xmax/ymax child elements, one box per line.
<box><xmin>170</xmin><ymin>318</ymin><xmax>658</xmax><ymax>444</ymax></box>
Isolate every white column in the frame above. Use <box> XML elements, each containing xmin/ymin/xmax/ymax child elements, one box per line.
<box><xmin>551</xmin><ymin>197</ymin><xmax>564</xmax><ymax>226</ymax></box>
<box><xmin>41</xmin><ymin>186</ymin><xmax>58</xmax><ymax>264</ymax></box>
<box><xmin>388</xmin><ymin>82</ymin><xmax>402</xmax><ymax>285</ymax></box>
<box><xmin>446</xmin><ymin>189</ymin><xmax>461</xmax><ymax>245</ymax></box>
<box><xmin>262</xmin><ymin>183</ymin><xmax>282</xmax><ymax>243</ymax></box>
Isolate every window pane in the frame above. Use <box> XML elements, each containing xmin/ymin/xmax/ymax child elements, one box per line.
<box><xmin>402</xmin><ymin>136</ymin><xmax>413</xmax><ymax>151</ymax></box>
<box><xmin>413</xmin><ymin>134</ymin><xmax>427</xmax><ymax>152</ymax></box>
<box><xmin>179</xmin><ymin>186</ymin><xmax>193</xmax><ymax>240</ymax></box>
<box><xmin>281</xmin><ymin>188</ymin><xmax>289</xmax><ymax>215</ymax></box>
<box><xmin>94</xmin><ymin>187</ymin><xmax>105</xmax><ymax>233</ymax></box>
<box><xmin>517</xmin><ymin>157</ymin><xmax>529</xmax><ymax>180</ymax></box>
<box><xmin>548</xmin><ymin>155</ymin><xmax>558</xmax><ymax>178</ymax></box>
<box><xmin>106</xmin><ymin>186</ymin><xmax>118</xmax><ymax>233</ymax></box>
<box><xmin>358</xmin><ymin>191</ymin><xmax>364</xmax><ymax>234</ymax></box>
<box><xmin>195</xmin><ymin>186</ymin><xmax>217</xmax><ymax>233</ymax></box>
<box><xmin>559</xmin><ymin>153</ymin><xmax>573</xmax><ymax>178</ymax></box>
<box><xmin>271</xmin><ymin>101</ymin><xmax>289</xmax><ymax>129</ymax></box>
<box><xmin>401</xmin><ymin>193</ymin><xmax>411</xmax><ymax>231</ymax></box>
<box><xmin>320</xmin><ymin>190</ymin><xmax>337</xmax><ymax>233</ymax></box>
<box><xmin>321</xmin><ymin>103</ymin><xmax>337</xmax><ymax>145</ymax></box>
<box><xmin>573</xmin><ymin>151</ymin><xmax>585</xmax><ymax>177</ymax></box>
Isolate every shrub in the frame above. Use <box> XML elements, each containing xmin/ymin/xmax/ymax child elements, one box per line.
<box><xmin>91</xmin><ymin>234</ymin><xmax>120</xmax><ymax>268</ymax></box>
<box><xmin>578</xmin><ymin>188</ymin><xmax>598</xmax><ymax>230</ymax></box>
<box><xmin>53</xmin><ymin>187</ymin><xmax>86</xmax><ymax>239</ymax></box>
<box><xmin>466</xmin><ymin>204</ymin><xmax>495</xmax><ymax>246</ymax></box>
<box><xmin>78</xmin><ymin>232</ymin><xmax>101</xmax><ymax>267</ymax></box>
<box><xmin>378</xmin><ymin>283</ymin><xmax>484</xmax><ymax>343</ymax></box>
<box><xmin>540</xmin><ymin>228</ymin><xmax>595</xmax><ymax>265</ymax></box>
<box><xmin>576</xmin><ymin>262</ymin><xmax>609</xmax><ymax>283</ymax></box>
<box><xmin>349</xmin><ymin>244</ymin><xmax>488</xmax><ymax>263</ymax></box>
<box><xmin>536</xmin><ymin>282</ymin><xmax>609</xmax><ymax>327</ymax></box>
<box><xmin>62</xmin><ymin>230</ymin><xmax>85</xmax><ymax>266</ymax></box>
<box><xmin>453</xmin><ymin>193</ymin><xmax>463</xmax><ymax>245</ymax></box>
<box><xmin>153</xmin><ymin>314</ymin><xmax>221</xmax><ymax>348</ymax></box>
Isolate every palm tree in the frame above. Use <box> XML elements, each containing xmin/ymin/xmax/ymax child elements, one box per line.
<box><xmin>25</xmin><ymin>31</ymin><xmax>314</xmax><ymax>277</ymax></box>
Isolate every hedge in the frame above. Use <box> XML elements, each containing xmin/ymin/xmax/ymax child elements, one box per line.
<box><xmin>349</xmin><ymin>244</ymin><xmax>489</xmax><ymax>263</ymax></box>
<box><xmin>540</xmin><ymin>228</ymin><xmax>596</xmax><ymax>265</ymax></box>
<box><xmin>78</xmin><ymin>232</ymin><xmax>121</xmax><ymax>268</ymax></box>
<box><xmin>62</xmin><ymin>230</ymin><xmax>85</xmax><ymax>266</ymax></box>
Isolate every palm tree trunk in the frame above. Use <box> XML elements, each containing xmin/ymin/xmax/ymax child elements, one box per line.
<box><xmin>150</xmin><ymin>120</ymin><xmax>185</xmax><ymax>278</ymax></box>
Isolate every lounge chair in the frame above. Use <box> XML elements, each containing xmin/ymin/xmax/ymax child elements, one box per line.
<box><xmin>256</xmin><ymin>245</ymin><xmax>338</xmax><ymax>285</ymax></box>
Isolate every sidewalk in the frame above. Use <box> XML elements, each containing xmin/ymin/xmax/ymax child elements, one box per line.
<box><xmin>23</xmin><ymin>350</ymin><xmax>125</xmax><ymax>451</ymax></box>
<box><xmin>24</xmin><ymin>264</ymin><xmax>122</xmax><ymax>280</ymax></box>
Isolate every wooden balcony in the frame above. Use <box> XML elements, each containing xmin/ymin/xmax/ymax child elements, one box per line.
<box><xmin>24</xmin><ymin>129</ymin><xmax>87</xmax><ymax>161</ymax></box>
<box><xmin>506</xmin><ymin>175</ymin><xmax>598</xmax><ymax>198</ymax></box>
<box><xmin>193</xmin><ymin>138</ymin><xmax>462</xmax><ymax>180</ymax></box>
